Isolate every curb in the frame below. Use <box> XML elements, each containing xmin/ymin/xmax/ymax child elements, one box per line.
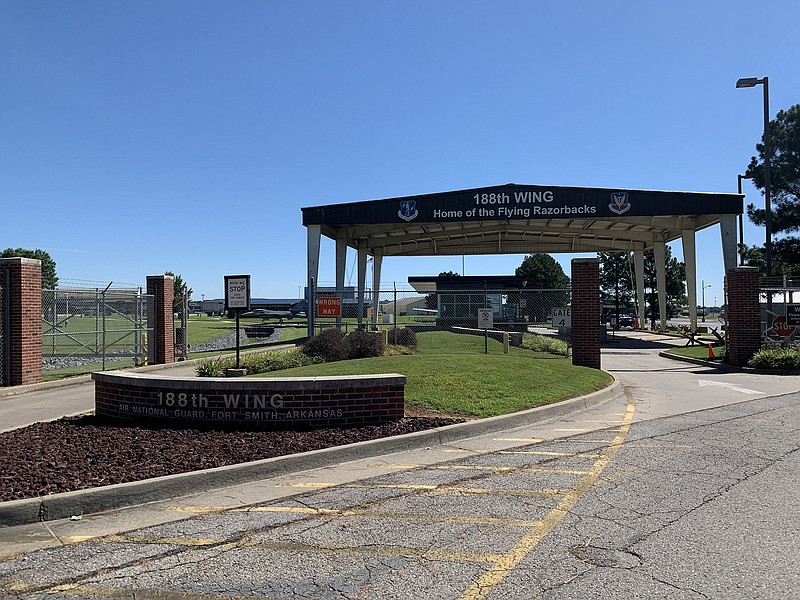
<box><xmin>659</xmin><ymin>351</ymin><xmax>800</xmax><ymax>375</ymax></box>
<box><xmin>0</xmin><ymin>378</ymin><xmax>621</xmax><ymax>526</ymax></box>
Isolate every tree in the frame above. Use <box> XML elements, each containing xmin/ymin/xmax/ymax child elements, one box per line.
<box><xmin>515</xmin><ymin>254</ymin><xmax>570</xmax><ymax>322</ymax></box>
<box><xmin>514</xmin><ymin>254</ymin><xmax>570</xmax><ymax>287</ymax></box>
<box><xmin>598</xmin><ymin>252</ymin><xmax>635</xmax><ymax>320</ymax></box>
<box><xmin>743</xmin><ymin>104</ymin><xmax>800</xmax><ymax>277</ymax></box>
<box><xmin>1</xmin><ymin>247</ymin><xmax>58</xmax><ymax>289</ymax></box>
<box><xmin>165</xmin><ymin>271</ymin><xmax>192</xmax><ymax>310</ymax></box>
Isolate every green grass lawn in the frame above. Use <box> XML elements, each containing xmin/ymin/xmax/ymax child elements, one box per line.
<box><xmin>255</xmin><ymin>331</ymin><xmax>611</xmax><ymax>417</ymax></box>
<box><xmin>665</xmin><ymin>344</ymin><xmax>726</xmax><ymax>360</ymax></box>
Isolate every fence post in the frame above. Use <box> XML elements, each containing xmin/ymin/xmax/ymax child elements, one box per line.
<box><xmin>0</xmin><ymin>257</ymin><xmax>42</xmax><ymax>386</ymax></box>
<box><xmin>146</xmin><ymin>275</ymin><xmax>175</xmax><ymax>365</ymax></box>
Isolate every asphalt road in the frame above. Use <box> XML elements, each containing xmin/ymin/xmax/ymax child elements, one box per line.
<box><xmin>0</xmin><ymin>332</ymin><xmax>798</xmax><ymax>599</ymax></box>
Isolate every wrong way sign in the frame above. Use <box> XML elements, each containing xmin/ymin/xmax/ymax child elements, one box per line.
<box><xmin>552</xmin><ymin>307</ymin><xmax>571</xmax><ymax>328</ymax></box>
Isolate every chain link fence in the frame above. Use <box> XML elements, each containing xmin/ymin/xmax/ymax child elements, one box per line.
<box><xmin>311</xmin><ymin>286</ymin><xmax>571</xmax><ymax>355</ymax></box>
<box><xmin>41</xmin><ymin>287</ymin><xmax>155</xmax><ymax>377</ymax></box>
<box><xmin>760</xmin><ymin>277</ymin><xmax>800</xmax><ymax>346</ymax></box>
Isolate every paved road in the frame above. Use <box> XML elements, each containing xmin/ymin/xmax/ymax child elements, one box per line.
<box><xmin>0</xmin><ymin>332</ymin><xmax>798</xmax><ymax>598</ymax></box>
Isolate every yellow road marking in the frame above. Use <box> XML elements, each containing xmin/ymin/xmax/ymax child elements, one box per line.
<box><xmin>12</xmin><ymin>581</ymin><xmax>294</xmax><ymax>599</ymax></box>
<box><xmin>499</xmin><ymin>450</ymin><xmax>602</xmax><ymax>458</ymax></box>
<box><xmin>458</xmin><ymin>399</ymin><xmax>636</xmax><ymax>600</ymax></box>
<box><xmin>436</xmin><ymin>487</ymin><xmax>564</xmax><ymax>498</ymax></box>
<box><xmin>551</xmin><ymin>428</ymin><xmax>591</xmax><ymax>432</ymax></box>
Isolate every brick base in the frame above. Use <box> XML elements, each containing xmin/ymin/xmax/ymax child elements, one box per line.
<box><xmin>571</xmin><ymin>258</ymin><xmax>601</xmax><ymax>369</ymax></box>
<box><xmin>725</xmin><ymin>267</ymin><xmax>761</xmax><ymax>367</ymax></box>
<box><xmin>92</xmin><ymin>372</ymin><xmax>405</xmax><ymax>429</ymax></box>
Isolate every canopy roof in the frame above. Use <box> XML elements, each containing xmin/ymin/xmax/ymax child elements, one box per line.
<box><xmin>302</xmin><ymin>183</ymin><xmax>743</xmax><ymax>256</ymax></box>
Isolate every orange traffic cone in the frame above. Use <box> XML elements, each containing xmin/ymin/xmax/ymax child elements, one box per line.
<box><xmin>707</xmin><ymin>343</ymin><xmax>715</xmax><ymax>359</ymax></box>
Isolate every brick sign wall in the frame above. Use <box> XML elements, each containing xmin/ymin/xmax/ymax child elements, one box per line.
<box><xmin>93</xmin><ymin>372</ymin><xmax>406</xmax><ymax>429</ymax></box>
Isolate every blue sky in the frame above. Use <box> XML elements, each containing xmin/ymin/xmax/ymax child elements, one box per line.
<box><xmin>2</xmin><ymin>1</ymin><xmax>798</xmax><ymax>303</ymax></box>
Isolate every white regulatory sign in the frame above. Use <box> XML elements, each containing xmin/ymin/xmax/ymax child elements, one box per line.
<box><xmin>551</xmin><ymin>307</ymin><xmax>571</xmax><ymax>328</ymax></box>
<box><xmin>477</xmin><ymin>308</ymin><xmax>494</xmax><ymax>329</ymax></box>
<box><xmin>225</xmin><ymin>275</ymin><xmax>250</xmax><ymax>310</ymax></box>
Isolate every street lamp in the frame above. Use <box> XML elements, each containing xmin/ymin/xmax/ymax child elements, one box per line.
<box><xmin>736</xmin><ymin>76</ymin><xmax>772</xmax><ymax>277</ymax></box>
<box><xmin>701</xmin><ymin>281</ymin><xmax>711</xmax><ymax>322</ymax></box>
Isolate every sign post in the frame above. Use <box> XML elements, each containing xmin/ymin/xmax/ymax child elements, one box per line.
<box><xmin>478</xmin><ymin>308</ymin><xmax>493</xmax><ymax>355</ymax></box>
<box><xmin>224</xmin><ymin>275</ymin><xmax>251</xmax><ymax>370</ymax></box>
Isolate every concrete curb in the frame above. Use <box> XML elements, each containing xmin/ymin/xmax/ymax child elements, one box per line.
<box><xmin>659</xmin><ymin>351</ymin><xmax>800</xmax><ymax>375</ymax></box>
<box><xmin>0</xmin><ymin>378</ymin><xmax>621</xmax><ymax>526</ymax></box>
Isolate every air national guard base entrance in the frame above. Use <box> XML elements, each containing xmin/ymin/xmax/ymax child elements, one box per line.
<box><xmin>302</xmin><ymin>183</ymin><xmax>743</xmax><ymax>337</ymax></box>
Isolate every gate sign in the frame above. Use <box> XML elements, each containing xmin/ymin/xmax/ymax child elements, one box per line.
<box><xmin>224</xmin><ymin>275</ymin><xmax>250</xmax><ymax>311</ymax></box>
<box><xmin>552</xmin><ymin>307</ymin><xmax>571</xmax><ymax>328</ymax></box>
<box><xmin>477</xmin><ymin>308</ymin><xmax>493</xmax><ymax>329</ymax></box>
<box><xmin>318</xmin><ymin>296</ymin><xmax>342</xmax><ymax>317</ymax></box>
<box><xmin>787</xmin><ymin>304</ymin><xmax>800</xmax><ymax>326</ymax></box>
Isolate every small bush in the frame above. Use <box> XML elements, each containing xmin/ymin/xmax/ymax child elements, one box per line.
<box><xmin>242</xmin><ymin>348</ymin><xmax>324</xmax><ymax>374</ymax></box>
<box><xmin>196</xmin><ymin>356</ymin><xmax>233</xmax><ymax>377</ymax></box>
<box><xmin>747</xmin><ymin>347</ymin><xmax>800</xmax><ymax>370</ymax></box>
<box><xmin>521</xmin><ymin>333</ymin><xmax>569</xmax><ymax>356</ymax></box>
<box><xmin>345</xmin><ymin>329</ymin><xmax>384</xmax><ymax>359</ymax></box>
<box><xmin>387</xmin><ymin>327</ymin><xmax>417</xmax><ymax>348</ymax></box>
<box><xmin>302</xmin><ymin>328</ymin><xmax>348</xmax><ymax>362</ymax></box>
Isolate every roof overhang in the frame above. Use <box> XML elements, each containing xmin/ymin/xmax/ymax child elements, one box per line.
<box><xmin>302</xmin><ymin>183</ymin><xmax>743</xmax><ymax>256</ymax></box>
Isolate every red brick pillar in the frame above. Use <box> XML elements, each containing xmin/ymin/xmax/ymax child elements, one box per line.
<box><xmin>0</xmin><ymin>257</ymin><xmax>42</xmax><ymax>386</ymax></box>
<box><xmin>571</xmin><ymin>258</ymin><xmax>601</xmax><ymax>369</ymax></box>
<box><xmin>725</xmin><ymin>267</ymin><xmax>760</xmax><ymax>367</ymax></box>
<box><xmin>146</xmin><ymin>275</ymin><xmax>174</xmax><ymax>365</ymax></box>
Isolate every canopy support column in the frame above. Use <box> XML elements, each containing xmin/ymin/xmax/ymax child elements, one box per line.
<box><xmin>720</xmin><ymin>214</ymin><xmax>738</xmax><ymax>275</ymax></box>
<box><xmin>306</xmin><ymin>225</ymin><xmax>321</xmax><ymax>337</ymax></box>
<box><xmin>682</xmin><ymin>230</ymin><xmax>698</xmax><ymax>333</ymax></box>
<box><xmin>654</xmin><ymin>240</ymin><xmax>668</xmax><ymax>331</ymax></box>
<box><xmin>371</xmin><ymin>251</ymin><xmax>383</xmax><ymax>330</ymax></box>
<box><xmin>335</xmin><ymin>234</ymin><xmax>347</xmax><ymax>329</ymax></box>
<box><xmin>357</xmin><ymin>242</ymin><xmax>368</xmax><ymax>329</ymax></box>
<box><xmin>634</xmin><ymin>248</ymin><xmax>646</xmax><ymax>329</ymax></box>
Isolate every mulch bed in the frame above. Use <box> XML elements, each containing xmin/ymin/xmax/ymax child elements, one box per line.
<box><xmin>0</xmin><ymin>416</ymin><xmax>464</xmax><ymax>503</ymax></box>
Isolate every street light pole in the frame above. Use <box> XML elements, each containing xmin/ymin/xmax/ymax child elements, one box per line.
<box><xmin>701</xmin><ymin>280</ymin><xmax>711</xmax><ymax>323</ymax></box>
<box><xmin>736</xmin><ymin>76</ymin><xmax>772</xmax><ymax>277</ymax></box>
<box><xmin>737</xmin><ymin>174</ymin><xmax>746</xmax><ymax>266</ymax></box>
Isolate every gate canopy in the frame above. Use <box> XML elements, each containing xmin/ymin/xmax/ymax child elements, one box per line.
<box><xmin>302</xmin><ymin>183</ymin><xmax>742</xmax><ymax>256</ymax></box>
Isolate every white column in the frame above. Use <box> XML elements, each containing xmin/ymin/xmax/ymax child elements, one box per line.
<box><xmin>682</xmin><ymin>229</ymin><xmax>698</xmax><ymax>333</ymax></box>
<box><xmin>653</xmin><ymin>240</ymin><xmax>668</xmax><ymax>331</ymax></box>
<box><xmin>720</xmin><ymin>214</ymin><xmax>738</xmax><ymax>275</ymax></box>
<box><xmin>357</xmin><ymin>242</ymin><xmax>368</xmax><ymax>329</ymax></box>
<box><xmin>306</xmin><ymin>225</ymin><xmax>321</xmax><ymax>337</ymax></box>
<box><xmin>371</xmin><ymin>251</ymin><xmax>383</xmax><ymax>329</ymax></box>
<box><xmin>634</xmin><ymin>248</ymin><xmax>646</xmax><ymax>329</ymax></box>
<box><xmin>335</xmin><ymin>234</ymin><xmax>347</xmax><ymax>329</ymax></box>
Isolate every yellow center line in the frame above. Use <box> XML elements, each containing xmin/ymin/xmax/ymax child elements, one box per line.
<box><xmin>458</xmin><ymin>398</ymin><xmax>636</xmax><ymax>600</ymax></box>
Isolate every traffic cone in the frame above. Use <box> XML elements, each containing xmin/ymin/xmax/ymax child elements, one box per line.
<box><xmin>707</xmin><ymin>343</ymin><xmax>715</xmax><ymax>359</ymax></box>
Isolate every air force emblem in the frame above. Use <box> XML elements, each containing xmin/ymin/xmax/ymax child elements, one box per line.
<box><xmin>398</xmin><ymin>200</ymin><xmax>419</xmax><ymax>222</ymax></box>
<box><xmin>609</xmin><ymin>192</ymin><xmax>631</xmax><ymax>215</ymax></box>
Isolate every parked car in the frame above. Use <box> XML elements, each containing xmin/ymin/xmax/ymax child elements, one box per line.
<box><xmin>616</xmin><ymin>315</ymin><xmax>635</xmax><ymax>329</ymax></box>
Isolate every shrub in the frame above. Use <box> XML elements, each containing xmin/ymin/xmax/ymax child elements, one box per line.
<box><xmin>302</xmin><ymin>328</ymin><xmax>348</xmax><ymax>362</ymax></box>
<box><xmin>196</xmin><ymin>356</ymin><xmax>233</xmax><ymax>377</ymax></box>
<box><xmin>521</xmin><ymin>333</ymin><xmax>569</xmax><ymax>356</ymax></box>
<box><xmin>345</xmin><ymin>329</ymin><xmax>384</xmax><ymax>359</ymax></box>
<box><xmin>387</xmin><ymin>327</ymin><xmax>417</xmax><ymax>348</ymax></box>
<box><xmin>747</xmin><ymin>347</ymin><xmax>800</xmax><ymax>370</ymax></box>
